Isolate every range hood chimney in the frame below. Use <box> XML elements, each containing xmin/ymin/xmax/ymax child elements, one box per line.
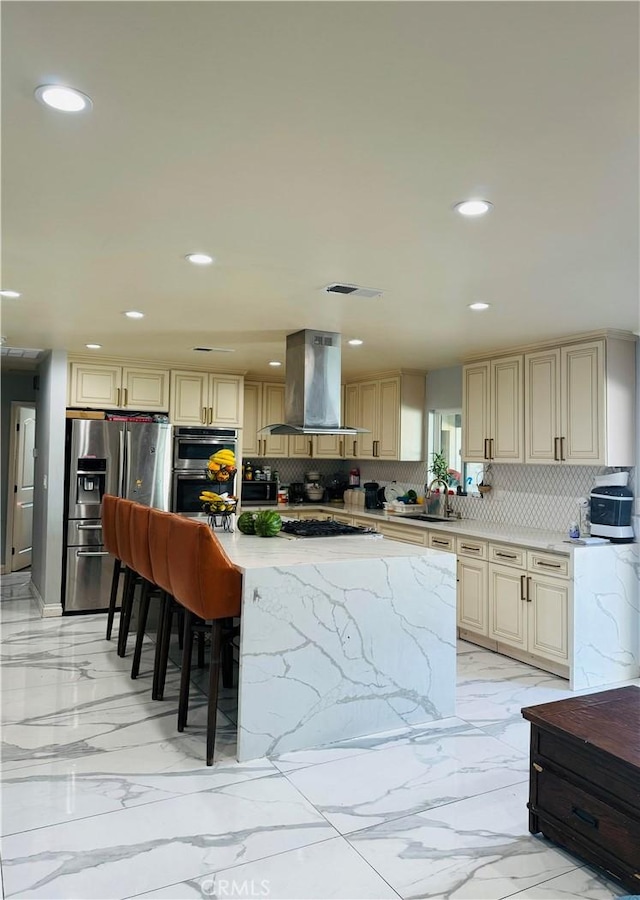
<box><xmin>260</xmin><ymin>329</ymin><xmax>365</xmax><ymax>436</ymax></box>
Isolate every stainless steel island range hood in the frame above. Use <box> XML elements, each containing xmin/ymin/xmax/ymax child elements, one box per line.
<box><xmin>260</xmin><ymin>329</ymin><xmax>366</xmax><ymax>436</ymax></box>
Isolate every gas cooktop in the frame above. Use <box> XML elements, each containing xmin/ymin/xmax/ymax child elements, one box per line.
<box><xmin>280</xmin><ymin>519</ymin><xmax>377</xmax><ymax>538</ymax></box>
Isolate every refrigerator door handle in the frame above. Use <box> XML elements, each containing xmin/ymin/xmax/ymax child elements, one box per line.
<box><xmin>118</xmin><ymin>427</ymin><xmax>126</xmax><ymax>497</ymax></box>
<box><xmin>77</xmin><ymin>550</ymin><xmax>111</xmax><ymax>557</ymax></box>
<box><xmin>77</xmin><ymin>523</ymin><xmax>103</xmax><ymax>530</ymax></box>
<box><xmin>125</xmin><ymin>428</ymin><xmax>132</xmax><ymax>497</ymax></box>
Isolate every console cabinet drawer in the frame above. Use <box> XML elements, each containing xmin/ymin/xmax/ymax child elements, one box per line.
<box><xmin>428</xmin><ymin>533</ymin><xmax>455</xmax><ymax>552</ymax></box>
<box><xmin>488</xmin><ymin>543</ymin><xmax>526</xmax><ymax>569</ymax></box>
<box><xmin>528</xmin><ymin>551</ymin><xmax>569</xmax><ymax>578</ymax></box>
<box><xmin>457</xmin><ymin>538</ymin><xmax>487</xmax><ymax>559</ymax></box>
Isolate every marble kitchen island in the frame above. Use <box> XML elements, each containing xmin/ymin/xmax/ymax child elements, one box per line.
<box><xmin>215</xmin><ymin>530</ymin><xmax>457</xmax><ymax>762</ymax></box>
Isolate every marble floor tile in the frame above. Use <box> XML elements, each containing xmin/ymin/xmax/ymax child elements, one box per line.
<box><xmin>2</xmin><ymin>774</ymin><xmax>338</xmax><ymax>900</ymax></box>
<box><xmin>285</xmin><ymin>727</ymin><xmax>528</xmax><ymax>834</ymax></box>
<box><xmin>348</xmin><ymin>781</ymin><xmax>578</xmax><ymax>900</ymax></box>
<box><xmin>1</xmin><ymin>741</ymin><xmax>276</xmax><ymax>835</ymax></box>
<box><xmin>130</xmin><ymin>836</ymin><xmax>401</xmax><ymax>900</ymax></box>
<box><xmin>478</xmin><ymin>715</ymin><xmax>534</xmax><ymax>756</ymax></box>
<box><xmin>503</xmin><ymin>865</ymin><xmax>627</xmax><ymax>899</ymax></box>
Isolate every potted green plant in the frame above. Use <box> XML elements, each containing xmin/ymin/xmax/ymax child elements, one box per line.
<box><xmin>429</xmin><ymin>451</ymin><xmax>450</xmax><ymax>485</ymax></box>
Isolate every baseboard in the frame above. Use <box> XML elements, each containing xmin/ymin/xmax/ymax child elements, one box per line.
<box><xmin>31</xmin><ymin>581</ymin><xmax>63</xmax><ymax>618</ymax></box>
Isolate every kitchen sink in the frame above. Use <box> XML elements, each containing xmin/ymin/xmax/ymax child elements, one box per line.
<box><xmin>413</xmin><ymin>515</ymin><xmax>459</xmax><ymax>522</ymax></box>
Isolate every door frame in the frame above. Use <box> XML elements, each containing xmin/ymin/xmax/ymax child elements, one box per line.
<box><xmin>4</xmin><ymin>401</ymin><xmax>36</xmax><ymax>574</ymax></box>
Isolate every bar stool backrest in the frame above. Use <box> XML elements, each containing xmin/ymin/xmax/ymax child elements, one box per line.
<box><xmin>115</xmin><ymin>499</ymin><xmax>135</xmax><ymax>569</ymax></box>
<box><xmin>148</xmin><ymin>509</ymin><xmax>174</xmax><ymax>595</ymax></box>
<box><xmin>101</xmin><ymin>494</ymin><xmax>119</xmax><ymax>558</ymax></box>
<box><xmin>167</xmin><ymin>517</ymin><xmax>242</xmax><ymax>621</ymax></box>
<box><xmin>129</xmin><ymin>503</ymin><xmax>154</xmax><ymax>582</ymax></box>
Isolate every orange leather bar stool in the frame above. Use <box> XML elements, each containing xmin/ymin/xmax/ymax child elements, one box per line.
<box><xmin>115</xmin><ymin>499</ymin><xmax>136</xmax><ymax>657</ymax></box>
<box><xmin>102</xmin><ymin>494</ymin><xmax>123</xmax><ymax>641</ymax></box>
<box><xmin>168</xmin><ymin>516</ymin><xmax>242</xmax><ymax>765</ymax></box>
<box><xmin>148</xmin><ymin>509</ymin><xmax>175</xmax><ymax>701</ymax></box>
<box><xmin>128</xmin><ymin>504</ymin><xmax>157</xmax><ymax>680</ymax></box>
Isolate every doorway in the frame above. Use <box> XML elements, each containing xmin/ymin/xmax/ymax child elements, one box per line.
<box><xmin>5</xmin><ymin>403</ymin><xmax>36</xmax><ymax>571</ymax></box>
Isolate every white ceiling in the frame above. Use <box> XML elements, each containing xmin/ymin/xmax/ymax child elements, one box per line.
<box><xmin>2</xmin><ymin>1</ymin><xmax>638</xmax><ymax>379</ymax></box>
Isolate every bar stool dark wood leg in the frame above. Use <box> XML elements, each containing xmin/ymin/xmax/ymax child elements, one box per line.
<box><xmin>105</xmin><ymin>558</ymin><xmax>122</xmax><ymax>641</ymax></box>
<box><xmin>131</xmin><ymin>580</ymin><xmax>153</xmax><ymax>679</ymax></box>
<box><xmin>207</xmin><ymin>620</ymin><xmax>223</xmax><ymax>766</ymax></box>
<box><xmin>151</xmin><ymin>591</ymin><xmax>168</xmax><ymax>700</ymax></box>
<box><xmin>117</xmin><ymin>567</ymin><xmax>136</xmax><ymax>658</ymax></box>
<box><xmin>154</xmin><ymin>593</ymin><xmax>174</xmax><ymax>701</ymax></box>
<box><xmin>178</xmin><ymin>609</ymin><xmax>194</xmax><ymax>732</ymax></box>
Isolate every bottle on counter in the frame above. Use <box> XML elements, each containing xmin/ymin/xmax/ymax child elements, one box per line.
<box><xmin>273</xmin><ymin>470</ymin><xmax>279</xmax><ymax>483</ymax></box>
<box><xmin>245</xmin><ymin>460</ymin><xmax>253</xmax><ymax>481</ymax></box>
<box><xmin>263</xmin><ymin>465</ymin><xmax>271</xmax><ymax>481</ymax></box>
<box><xmin>254</xmin><ymin>466</ymin><xmax>263</xmax><ymax>481</ymax></box>
<box><xmin>349</xmin><ymin>468</ymin><xmax>360</xmax><ymax>487</ymax></box>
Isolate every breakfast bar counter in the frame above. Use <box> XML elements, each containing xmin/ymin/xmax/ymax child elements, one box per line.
<box><xmin>215</xmin><ymin>530</ymin><xmax>457</xmax><ymax>761</ymax></box>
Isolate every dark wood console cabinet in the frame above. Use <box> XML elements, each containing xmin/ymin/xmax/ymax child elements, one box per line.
<box><xmin>522</xmin><ymin>686</ymin><xmax>640</xmax><ymax>893</ymax></box>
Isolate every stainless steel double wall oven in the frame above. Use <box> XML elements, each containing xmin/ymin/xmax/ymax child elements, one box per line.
<box><xmin>171</xmin><ymin>427</ymin><xmax>239</xmax><ymax>517</ymax></box>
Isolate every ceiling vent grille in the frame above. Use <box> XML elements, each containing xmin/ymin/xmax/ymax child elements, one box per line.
<box><xmin>323</xmin><ymin>283</ymin><xmax>383</xmax><ymax>299</ymax></box>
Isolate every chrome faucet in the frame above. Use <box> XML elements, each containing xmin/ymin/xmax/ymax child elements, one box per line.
<box><xmin>425</xmin><ymin>477</ymin><xmax>456</xmax><ymax>518</ymax></box>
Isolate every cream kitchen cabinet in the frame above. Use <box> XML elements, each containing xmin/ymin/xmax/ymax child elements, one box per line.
<box><xmin>456</xmin><ymin>538</ymin><xmax>489</xmax><ymax>636</ymax></box>
<box><xmin>170</xmin><ymin>371</ymin><xmax>243</xmax><ymax>427</ymax></box>
<box><xmin>488</xmin><ymin>546</ymin><xmax>569</xmax><ymax>670</ymax></box>
<box><xmin>242</xmin><ymin>382</ymin><xmax>288</xmax><ymax>458</ymax></box>
<box><xmin>289</xmin><ymin>433</ymin><xmax>346</xmax><ymax>459</ymax></box>
<box><xmin>345</xmin><ymin>372</ymin><xmax>425</xmax><ymax>461</ymax></box>
<box><xmin>525</xmin><ymin>337</ymin><xmax>636</xmax><ymax>466</ymax></box>
<box><xmin>68</xmin><ymin>362</ymin><xmax>169</xmax><ymax>411</ymax></box>
<box><xmin>462</xmin><ymin>355</ymin><xmax>523</xmax><ymax>463</ymax></box>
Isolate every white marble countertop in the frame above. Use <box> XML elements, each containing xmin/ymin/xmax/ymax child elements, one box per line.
<box><xmin>215</xmin><ymin>528</ymin><xmax>446</xmax><ymax>571</ymax></box>
<box><xmin>245</xmin><ymin>504</ymin><xmax>615</xmax><ymax>555</ymax></box>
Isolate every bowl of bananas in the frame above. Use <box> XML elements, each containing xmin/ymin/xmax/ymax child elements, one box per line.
<box><xmin>199</xmin><ymin>489</ymin><xmax>238</xmax><ymax>530</ymax></box>
<box><xmin>206</xmin><ymin>448</ymin><xmax>237</xmax><ymax>484</ymax></box>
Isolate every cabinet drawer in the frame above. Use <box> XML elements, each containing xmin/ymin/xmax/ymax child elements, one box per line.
<box><xmin>456</xmin><ymin>538</ymin><xmax>487</xmax><ymax>559</ymax></box>
<box><xmin>528</xmin><ymin>551</ymin><xmax>569</xmax><ymax>578</ymax></box>
<box><xmin>428</xmin><ymin>532</ymin><xmax>455</xmax><ymax>552</ymax></box>
<box><xmin>488</xmin><ymin>543</ymin><xmax>526</xmax><ymax>569</ymax></box>
<box><xmin>380</xmin><ymin>524</ymin><xmax>427</xmax><ymax>546</ymax></box>
<box><xmin>534</xmin><ymin>765</ymin><xmax>640</xmax><ymax>869</ymax></box>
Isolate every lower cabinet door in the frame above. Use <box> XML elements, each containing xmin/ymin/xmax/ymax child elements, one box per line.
<box><xmin>528</xmin><ymin>574</ymin><xmax>569</xmax><ymax>662</ymax></box>
<box><xmin>489</xmin><ymin>563</ymin><xmax>527</xmax><ymax>650</ymax></box>
<box><xmin>457</xmin><ymin>558</ymin><xmax>488</xmax><ymax>635</ymax></box>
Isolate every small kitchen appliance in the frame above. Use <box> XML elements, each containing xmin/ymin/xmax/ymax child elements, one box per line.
<box><xmin>288</xmin><ymin>482</ymin><xmax>306</xmax><ymax>504</ymax></box>
<box><xmin>590</xmin><ymin>482</ymin><xmax>634</xmax><ymax>542</ymax></box>
<box><xmin>364</xmin><ymin>482</ymin><xmax>383</xmax><ymax>510</ymax></box>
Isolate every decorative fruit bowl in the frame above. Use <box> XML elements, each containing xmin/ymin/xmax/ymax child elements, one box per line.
<box><xmin>205</xmin><ymin>464</ymin><xmax>236</xmax><ymax>483</ymax></box>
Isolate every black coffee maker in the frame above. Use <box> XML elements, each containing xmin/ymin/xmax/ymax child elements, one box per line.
<box><xmin>288</xmin><ymin>482</ymin><xmax>306</xmax><ymax>504</ymax></box>
<box><xmin>364</xmin><ymin>482</ymin><xmax>382</xmax><ymax>509</ymax></box>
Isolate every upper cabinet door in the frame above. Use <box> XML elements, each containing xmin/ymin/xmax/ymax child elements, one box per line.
<box><xmin>343</xmin><ymin>384</ymin><xmax>359</xmax><ymax>458</ymax></box>
<box><xmin>261</xmin><ymin>383</ymin><xmax>288</xmax><ymax>457</ymax></box>
<box><xmin>462</xmin><ymin>362</ymin><xmax>490</xmax><ymax>462</ymax></box>
<box><xmin>358</xmin><ymin>380</ymin><xmax>378</xmax><ymax>459</ymax></box>
<box><xmin>377</xmin><ymin>378</ymin><xmax>400</xmax><ymax>459</ymax></box>
<box><xmin>169</xmin><ymin>371</ymin><xmax>208</xmax><ymax>425</ymax></box>
<box><xmin>561</xmin><ymin>341</ymin><xmax>604</xmax><ymax>464</ymax></box>
<box><xmin>122</xmin><ymin>367</ymin><xmax>169</xmax><ymax>412</ymax></box>
<box><xmin>289</xmin><ymin>435</ymin><xmax>313</xmax><ymax>458</ymax></box>
<box><xmin>525</xmin><ymin>349</ymin><xmax>561</xmax><ymax>463</ymax></box>
<box><xmin>490</xmin><ymin>356</ymin><xmax>523</xmax><ymax>462</ymax></box>
<box><xmin>314</xmin><ymin>433</ymin><xmax>344</xmax><ymax>458</ymax></box>
<box><xmin>242</xmin><ymin>382</ymin><xmax>262</xmax><ymax>457</ymax></box>
<box><xmin>68</xmin><ymin>363</ymin><xmax>121</xmax><ymax>408</ymax></box>
<box><xmin>210</xmin><ymin>375</ymin><xmax>243</xmax><ymax>427</ymax></box>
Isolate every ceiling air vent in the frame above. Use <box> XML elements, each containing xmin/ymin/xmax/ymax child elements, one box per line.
<box><xmin>323</xmin><ymin>283</ymin><xmax>383</xmax><ymax>299</ymax></box>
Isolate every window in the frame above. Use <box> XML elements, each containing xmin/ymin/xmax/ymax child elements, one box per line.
<box><xmin>427</xmin><ymin>409</ymin><xmax>483</xmax><ymax>494</ymax></box>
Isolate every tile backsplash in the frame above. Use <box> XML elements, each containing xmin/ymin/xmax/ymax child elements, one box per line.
<box><xmin>258</xmin><ymin>457</ymin><xmax>634</xmax><ymax>535</ymax></box>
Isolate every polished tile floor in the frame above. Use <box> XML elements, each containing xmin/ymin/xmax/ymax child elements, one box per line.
<box><xmin>1</xmin><ymin>574</ymin><xmax>634</xmax><ymax>900</ymax></box>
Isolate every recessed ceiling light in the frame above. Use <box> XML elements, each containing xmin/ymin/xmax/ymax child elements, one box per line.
<box><xmin>185</xmin><ymin>253</ymin><xmax>214</xmax><ymax>266</ymax></box>
<box><xmin>0</xmin><ymin>290</ymin><xmax>21</xmax><ymax>298</ymax></box>
<box><xmin>347</xmin><ymin>338</ymin><xmax>364</xmax><ymax>346</ymax></box>
<box><xmin>123</xmin><ymin>310</ymin><xmax>145</xmax><ymax>319</ymax></box>
<box><xmin>468</xmin><ymin>302</ymin><xmax>491</xmax><ymax>311</ymax></box>
<box><xmin>268</xmin><ymin>360</ymin><xmax>282</xmax><ymax>367</ymax></box>
<box><xmin>34</xmin><ymin>84</ymin><xmax>92</xmax><ymax>113</ymax></box>
<box><xmin>454</xmin><ymin>199</ymin><xmax>493</xmax><ymax>217</ymax></box>
<box><xmin>85</xmin><ymin>343</ymin><xmax>102</xmax><ymax>349</ymax></box>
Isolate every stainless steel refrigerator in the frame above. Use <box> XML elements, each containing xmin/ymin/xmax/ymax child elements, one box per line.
<box><xmin>63</xmin><ymin>419</ymin><xmax>172</xmax><ymax>612</ymax></box>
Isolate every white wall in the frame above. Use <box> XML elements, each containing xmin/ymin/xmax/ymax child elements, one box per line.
<box><xmin>425</xmin><ymin>365</ymin><xmax>462</xmax><ymax>411</ymax></box>
<box><xmin>1</xmin><ymin>371</ymin><xmax>37</xmax><ymax>566</ymax></box>
<box><xmin>31</xmin><ymin>350</ymin><xmax>67</xmax><ymax>613</ymax></box>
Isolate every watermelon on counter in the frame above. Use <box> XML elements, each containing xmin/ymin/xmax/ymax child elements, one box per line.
<box><xmin>236</xmin><ymin>512</ymin><xmax>256</xmax><ymax>534</ymax></box>
<box><xmin>254</xmin><ymin>510</ymin><xmax>282</xmax><ymax>537</ymax></box>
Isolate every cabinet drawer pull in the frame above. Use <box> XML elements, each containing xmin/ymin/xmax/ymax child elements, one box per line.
<box><xmin>483</xmin><ymin>438</ymin><xmax>489</xmax><ymax>460</ymax></box>
<box><xmin>560</xmin><ymin>436</ymin><xmax>566</xmax><ymax>461</ymax></box>
<box><xmin>532</xmin><ymin>762</ymin><xmax>543</xmax><ymax>773</ymax></box>
<box><xmin>571</xmin><ymin>806</ymin><xmax>599</xmax><ymax>829</ymax></box>
<box><xmin>520</xmin><ymin>574</ymin><xmax>526</xmax><ymax>601</ymax></box>
<box><xmin>309</xmin><ymin>439</ymin><xmax>313</xmax><ymax>457</ymax></box>
<box><xmin>339</xmin><ymin>439</ymin><xmax>344</xmax><ymax>457</ymax></box>
<box><xmin>201</xmin><ymin>407</ymin><xmax>207</xmax><ymax>424</ymax></box>
<box><xmin>123</xmin><ymin>387</ymin><xmax>128</xmax><ymax>407</ymax></box>
<box><xmin>432</xmin><ymin>538</ymin><xmax>449</xmax><ymax>546</ymax></box>
<box><xmin>553</xmin><ymin>437</ymin><xmax>559</xmax><ymax>461</ymax></box>
<box><xmin>461</xmin><ymin>544</ymin><xmax>481</xmax><ymax>552</ymax></box>
<box><xmin>373</xmin><ymin>439</ymin><xmax>380</xmax><ymax>457</ymax></box>
<box><xmin>496</xmin><ymin>551</ymin><xmax>517</xmax><ymax>559</ymax></box>
<box><xmin>536</xmin><ymin>560</ymin><xmax>562</xmax><ymax>569</ymax></box>
<box><xmin>208</xmin><ymin>407</ymin><xmax>214</xmax><ymax>425</ymax></box>
<box><xmin>353</xmin><ymin>440</ymin><xmax>357</xmax><ymax>457</ymax></box>
<box><xmin>116</xmin><ymin>387</ymin><xmax>121</xmax><ymax>407</ymax></box>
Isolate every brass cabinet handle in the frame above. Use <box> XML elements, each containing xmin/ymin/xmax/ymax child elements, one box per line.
<box><xmin>201</xmin><ymin>407</ymin><xmax>207</xmax><ymax>424</ymax></box>
<box><xmin>553</xmin><ymin>437</ymin><xmax>559</xmax><ymax>461</ymax></box>
<box><xmin>527</xmin><ymin>575</ymin><xmax>532</xmax><ymax>601</ymax></box>
<box><xmin>520</xmin><ymin>574</ymin><xmax>526</xmax><ymax>601</ymax></box>
<box><xmin>491</xmin><ymin>438</ymin><xmax>495</xmax><ymax>459</ymax></box>
<box><xmin>461</xmin><ymin>544</ymin><xmax>481</xmax><ymax>552</ymax></box>
<box><xmin>123</xmin><ymin>387</ymin><xmax>128</xmax><ymax>407</ymax></box>
<box><xmin>432</xmin><ymin>538</ymin><xmax>449</xmax><ymax>546</ymax></box>
<box><xmin>483</xmin><ymin>438</ymin><xmax>489</xmax><ymax>460</ymax></box>
<box><xmin>532</xmin><ymin>762</ymin><xmax>543</xmax><ymax>773</ymax></box>
<box><xmin>208</xmin><ymin>407</ymin><xmax>213</xmax><ymax>425</ymax></box>
<box><xmin>339</xmin><ymin>439</ymin><xmax>344</xmax><ymax>457</ymax></box>
<box><xmin>536</xmin><ymin>560</ymin><xmax>562</xmax><ymax>569</ymax></box>
<box><xmin>308</xmin><ymin>439</ymin><xmax>313</xmax><ymax>457</ymax></box>
<box><xmin>560</xmin><ymin>436</ymin><xmax>566</xmax><ymax>461</ymax></box>
<box><xmin>496</xmin><ymin>551</ymin><xmax>517</xmax><ymax>559</ymax></box>
<box><xmin>353</xmin><ymin>440</ymin><xmax>357</xmax><ymax>457</ymax></box>
<box><xmin>373</xmin><ymin>439</ymin><xmax>380</xmax><ymax>458</ymax></box>
<box><xmin>116</xmin><ymin>387</ymin><xmax>121</xmax><ymax>407</ymax></box>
